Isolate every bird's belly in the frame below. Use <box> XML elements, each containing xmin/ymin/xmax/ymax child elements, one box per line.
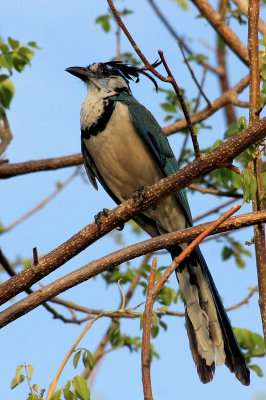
<box><xmin>84</xmin><ymin>102</ymin><xmax>185</xmax><ymax>233</ymax></box>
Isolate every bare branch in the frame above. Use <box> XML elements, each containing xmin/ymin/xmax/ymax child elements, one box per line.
<box><xmin>0</xmin><ymin>153</ymin><xmax>83</xmax><ymax>179</ymax></box>
<box><xmin>189</xmin><ymin>184</ymin><xmax>242</xmax><ymax>198</ymax></box>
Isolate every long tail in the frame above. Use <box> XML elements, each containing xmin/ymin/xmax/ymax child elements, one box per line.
<box><xmin>171</xmin><ymin>246</ymin><xmax>250</xmax><ymax>385</ymax></box>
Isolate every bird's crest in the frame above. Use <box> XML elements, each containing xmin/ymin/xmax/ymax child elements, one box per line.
<box><xmin>103</xmin><ymin>60</ymin><xmax>161</xmax><ymax>91</ymax></box>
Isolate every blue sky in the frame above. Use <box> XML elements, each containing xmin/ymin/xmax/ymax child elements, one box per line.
<box><xmin>1</xmin><ymin>1</ymin><xmax>265</xmax><ymax>399</ymax></box>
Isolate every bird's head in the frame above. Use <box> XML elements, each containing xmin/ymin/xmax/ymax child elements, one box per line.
<box><xmin>65</xmin><ymin>61</ymin><xmax>160</xmax><ymax>96</ymax></box>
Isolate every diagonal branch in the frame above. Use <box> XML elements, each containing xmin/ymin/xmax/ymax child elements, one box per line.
<box><xmin>191</xmin><ymin>0</ymin><xmax>248</xmax><ymax>65</ymax></box>
<box><xmin>141</xmin><ymin>205</ymin><xmax>240</xmax><ymax>399</ymax></box>
<box><xmin>0</xmin><ymin>117</ymin><xmax>265</xmax><ymax>307</ymax></box>
<box><xmin>0</xmin><ymin>210</ymin><xmax>265</xmax><ymax>329</ymax></box>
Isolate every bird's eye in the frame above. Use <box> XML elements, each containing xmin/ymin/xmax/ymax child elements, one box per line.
<box><xmin>101</xmin><ymin>66</ymin><xmax>109</xmax><ymax>76</ymax></box>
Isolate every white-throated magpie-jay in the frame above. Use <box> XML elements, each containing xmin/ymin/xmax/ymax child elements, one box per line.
<box><xmin>66</xmin><ymin>61</ymin><xmax>250</xmax><ymax>385</ymax></box>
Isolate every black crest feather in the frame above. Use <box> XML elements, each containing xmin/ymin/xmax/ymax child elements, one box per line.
<box><xmin>104</xmin><ymin>60</ymin><xmax>161</xmax><ymax>91</ymax></box>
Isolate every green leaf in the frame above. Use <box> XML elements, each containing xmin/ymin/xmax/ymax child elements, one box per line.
<box><xmin>73</xmin><ymin>350</ymin><xmax>81</xmax><ymax>369</ymax></box>
<box><xmin>161</xmin><ymin>103</ymin><xmax>176</xmax><ymax>113</ymax></box>
<box><xmin>73</xmin><ymin>376</ymin><xmax>90</xmax><ymax>400</ymax></box>
<box><xmin>95</xmin><ymin>15</ymin><xmax>111</xmax><ymax>33</ymax></box>
<box><xmin>172</xmin><ymin>0</ymin><xmax>189</xmax><ymax>10</ymax></box>
<box><xmin>64</xmin><ymin>385</ymin><xmax>77</xmax><ymax>400</ymax></box>
<box><xmin>151</xmin><ymin>325</ymin><xmax>159</xmax><ymax>338</ymax></box>
<box><xmin>249</xmin><ymin>364</ymin><xmax>263</xmax><ymax>377</ymax></box>
<box><xmin>0</xmin><ymin>74</ymin><xmax>9</xmax><ymax>83</ymax></box>
<box><xmin>241</xmin><ymin>169</ymin><xmax>257</xmax><ymax>203</ymax></box>
<box><xmin>159</xmin><ymin>320</ymin><xmax>168</xmax><ymax>331</ymax></box>
<box><xmin>222</xmin><ymin>246</ymin><xmax>233</xmax><ymax>261</ymax></box>
<box><xmin>28</xmin><ymin>365</ymin><xmax>34</xmax><ymax>380</ymax></box>
<box><xmin>32</xmin><ymin>383</ymin><xmax>39</xmax><ymax>392</ymax></box>
<box><xmin>0</xmin><ymin>79</ymin><xmax>15</xmax><ymax>108</ymax></box>
<box><xmin>82</xmin><ymin>350</ymin><xmax>94</xmax><ymax>371</ymax></box>
<box><xmin>0</xmin><ymin>41</ymin><xmax>9</xmax><ymax>53</ymax></box>
<box><xmin>12</xmin><ymin>53</ymin><xmax>27</xmax><ymax>72</ymax></box>
<box><xmin>27</xmin><ymin>395</ymin><xmax>38</xmax><ymax>400</ymax></box>
<box><xmin>0</xmin><ymin>53</ymin><xmax>13</xmax><ymax>70</ymax></box>
<box><xmin>51</xmin><ymin>389</ymin><xmax>62</xmax><ymax>400</ymax></box>
<box><xmin>28</xmin><ymin>41</ymin><xmax>41</xmax><ymax>50</ymax></box>
<box><xmin>17</xmin><ymin>46</ymin><xmax>35</xmax><ymax>64</ymax></box>
<box><xmin>8</xmin><ymin>37</ymin><xmax>19</xmax><ymax>50</ymax></box>
<box><xmin>10</xmin><ymin>364</ymin><xmax>25</xmax><ymax>389</ymax></box>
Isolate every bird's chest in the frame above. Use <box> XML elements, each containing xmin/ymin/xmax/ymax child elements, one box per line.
<box><xmin>82</xmin><ymin>102</ymin><xmax>162</xmax><ymax>202</ymax></box>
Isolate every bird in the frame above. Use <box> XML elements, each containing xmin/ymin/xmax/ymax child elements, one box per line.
<box><xmin>66</xmin><ymin>60</ymin><xmax>250</xmax><ymax>385</ymax></box>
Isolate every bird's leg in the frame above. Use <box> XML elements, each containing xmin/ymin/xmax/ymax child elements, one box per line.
<box><xmin>94</xmin><ymin>208</ymin><xmax>110</xmax><ymax>228</ymax></box>
<box><xmin>133</xmin><ymin>185</ymin><xmax>147</xmax><ymax>206</ymax></box>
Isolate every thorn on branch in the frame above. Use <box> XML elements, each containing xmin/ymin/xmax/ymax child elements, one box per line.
<box><xmin>33</xmin><ymin>247</ymin><xmax>39</xmax><ymax>265</ymax></box>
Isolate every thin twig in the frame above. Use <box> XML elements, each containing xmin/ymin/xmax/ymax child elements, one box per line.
<box><xmin>178</xmin><ymin>41</ymin><xmax>212</xmax><ymax>107</ymax></box>
<box><xmin>226</xmin><ymin>286</ymin><xmax>258</xmax><ymax>311</ymax></box>
<box><xmin>189</xmin><ymin>183</ymin><xmax>243</xmax><ymax>198</ymax></box>
<box><xmin>158</xmin><ymin>50</ymin><xmax>201</xmax><ymax>158</ymax></box>
<box><xmin>146</xmin><ymin>0</ymin><xmax>222</xmax><ymax>75</ymax></box>
<box><xmin>141</xmin><ymin>205</ymin><xmax>240</xmax><ymax>399</ymax></box>
<box><xmin>2</xmin><ymin>168</ymin><xmax>79</xmax><ymax>234</ymax></box>
<box><xmin>193</xmin><ymin>198</ymin><xmax>237</xmax><ymax>223</ymax></box>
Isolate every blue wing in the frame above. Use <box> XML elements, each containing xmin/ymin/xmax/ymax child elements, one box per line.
<box><xmin>110</xmin><ymin>91</ymin><xmax>193</xmax><ymax>227</ymax></box>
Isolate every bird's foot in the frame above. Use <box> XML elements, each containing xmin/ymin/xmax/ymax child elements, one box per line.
<box><xmin>133</xmin><ymin>185</ymin><xmax>147</xmax><ymax>206</ymax></box>
<box><xmin>116</xmin><ymin>221</ymin><xmax>125</xmax><ymax>231</ymax></box>
<box><xmin>94</xmin><ymin>208</ymin><xmax>110</xmax><ymax>228</ymax></box>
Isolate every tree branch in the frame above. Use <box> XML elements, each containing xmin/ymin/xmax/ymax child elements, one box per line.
<box><xmin>0</xmin><ymin>118</ymin><xmax>265</xmax><ymax>307</ymax></box>
<box><xmin>248</xmin><ymin>0</ymin><xmax>266</xmax><ymax>345</ymax></box>
<box><xmin>191</xmin><ymin>0</ymin><xmax>248</xmax><ymax>65</ymax></box>
<box><xmin>141</xmin><ymin>205</ymin><xmax>239</xmax><ymax>399</ymax></box>
<box><xmin>0</xmin><ymin>210</ymin><xmax>266</xmax><ymax>329</ymax></box>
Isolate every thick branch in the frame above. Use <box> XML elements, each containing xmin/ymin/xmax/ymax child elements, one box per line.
<box><xmin>191</xmin><ymin>0</ymin><xmax>248</xmax><ymax>65</ymax></box>
<box><xmin>0</xmin><ymin>210</ymin><xmax>265</xmax><ymax>329</ymax></box>
<box><xmin>248</xmin><ymin>0</ymin><xmax>266</xmax><ymax>345</ymax></box>
<box><xmin>0</xmin><ymin>118</ymin><xmax>265</xmax><ymax>307</ymax></box>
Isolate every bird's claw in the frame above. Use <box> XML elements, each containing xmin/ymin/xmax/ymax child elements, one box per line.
<box><xmin>116</xmin><ymin>221</ymin><xmax>125</xmax><ymax>231</ymax></box>
<box><xmin>94</xmin><ymin>208</ymin><xmax>110</xmax><ymax>228</ymax></box>
<box><xmin>133</xmin><ymin>185</ymin><xmax>147</xmax><ymax>206</ymax></box>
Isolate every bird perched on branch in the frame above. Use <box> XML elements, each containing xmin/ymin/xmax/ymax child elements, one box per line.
<box><xmin>66</xmin><ymin>61</ymin><xmax>250</xmax><ymax>385</ymax></box>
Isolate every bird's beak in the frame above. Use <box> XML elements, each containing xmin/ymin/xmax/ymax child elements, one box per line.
<box><xmin>65</xmin><ymin>66</ymin><xmax>88</xmax><ymax>81</ymax></box>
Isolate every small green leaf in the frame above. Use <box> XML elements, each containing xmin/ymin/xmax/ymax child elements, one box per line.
<box><xmin>159</xmin><ymin>320</ymin><xmax>168</xmax><ymax>331</ymax></box>
<box><xmin>11</xmin><ymin>364</ymin><xmax>25</xmax><ymax>389</ymax></box>
<box><xmin>73</xmin><ymin>376</ymin><xmax>90</xmax><ymax>400</ymax></box>
<box><xmin>27</xmin><ymin>395</ymin><xmax>39</xmax><ymax>400</ymax></box>
<box><xmin>0</xmin><ymin>79</ymin><xmax>15</xmax><ymax>108</ymax></box>
<box><xmin>73</xmin><ymin>350</ymin><xmax>81</xmax><ymax>369</ymax></box>
<box><xmin>222</xmin><ymin>246</ymin><xmax>233</xmax><ymax>260</ymax></box>
<box><xmin>28</xmin><ymin>41</ymin><xmax>41</xmax><ymax>50</ymax></box>
<box><xmin>8</xmin><ymin>37</ymin><xmax>19</xmax><ymax>50</ymax></box>
<box><xmin>249</xmin><ymin>364</ymin><xmax>263</xmax><ymax>377</ymax></box>
<box><xmin>63</xmin><ymin>385</ymin><xmax>77</xmax><ymax>400</ymax></box>
<box><xmin>0</xmin><ymin>41</ymin><xmax>9</xmax><ymax>53</ymax></box>
<box><xmin>32</xmin><ymin>383</ymin><xmax>39</xmax><ymax>392</ymax></box>
<box><xmin>241</xmin><ymin>169</ymin><xmax>257</xmax><ymax>203</ymax></box>
<box><xmin>95</xmin><ymin>15</ymin><xmax>111</xmax><ymax>33</ymax></box>
<box><xmin>161</xmin><ymin>103</ymin><xmax>176</xmax><ymax>113</ymax></box>
<box><xmin>0</xmin><ymin>74</ymin><xmax>9</xmax><ymax>83</ymax></box>
<box><xmin>151</xmin><ymin>325</ymin><xmax>159</xmax><ymax>338</ymax></box>
<box><xmin>172</xmin><ymin>0</ymin><xmax>189</xmax><ymax>10</ymax></box>
<box><xmin>28</xmin><ymin>365</ymin><xmax>34</xmax><ymax>380</ymax></box>
<box><xmin>51</xmin><ymin>389</ymin><xmax>62</xmax><ymax>400</ymax></box>
<box><xmin>82</xmin><ymin>350</ymin><xmax>94</xmax><ymax>371</ymax></box>
<box><xmin>0</xmin><ymin>53</ymin><xmax>13</xmax><ymax>70</ymax></box>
